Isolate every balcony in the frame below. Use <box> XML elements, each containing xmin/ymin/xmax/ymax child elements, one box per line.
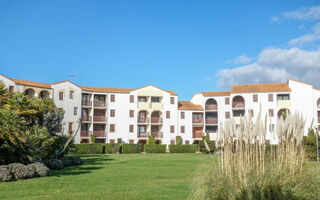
<box><xmin>80</xmin><ymin>130</ymin><xmax>91</xmax><ymax>137</ymax></box>
<box><xmin>151</xmin><ymin>132</ymin><xmax>163</xmax><ymax>138</ymax></box>
<box><xmin>192</xmin><ymin>132</ymin><xmax>203</xmax><ymax>138</ymax></box>
<box><xmin>192</xmin><ymin>118</ymin><xmax>204</xmax><ymax>124</ymax></box>
<box><xmin>93</xmin><ymin>131</ymin><xmax>105</xmax><ymax>137</ymax></box>
<box><xmin>81</xmin><ymin>115</ymin><xmax>92</xmax><ymax>122</ymax></box>
<box><xmin>151</xmin><ymin>117</ymin><xmax>163</xmax><ymax>123</ymax></box>
<box><xmin>82</xmin><ymin>100</ymin><xmax>92</xmax><ymax>107</ymax></box>
<box><xmin>93</xmin><ymin>116</ymin><xmax>106</xmax><ymax>122</ymax></box>
<box><xmin>137</xmin><ymin>117</ymin><xmax>150</xmax><ymax>123</ymax></box>
<box><xmin>206</xmin><ymin>118</ymin><xmax>218</xmax><ymax>124</ymax></box>
<box><xmin>137</xmin><ymin>132</ymin><xmax>150</xmax><ymax>138</ymax></box>
<box><xmin>94</xmin><ymin>101</ymin><xmax>106</xmax><ymax>107</ymax></box>
<box><xmin>232</xmin><ymin>102</ymin><xmax>245</xmax><ymax>109</ymax></box>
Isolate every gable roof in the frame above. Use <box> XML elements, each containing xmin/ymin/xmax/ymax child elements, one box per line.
<box><xmin>201</xmin><ymin>91</ymin><xmax>231</xmax><ymax>97</ymax></box>
<box><xmin>178</xmin><ymin>101</ymin><xmax>203</xmax><ymax>110</ymax></box>
<box><xmin>10</xmin><ymin>78</ymin><xmax>51</xmax><ymax>89</ymax></box>
<box><xmin>231</xmin><ymin>83</ymin><xmax>291</xmax><ymax>93</ymax></box>
<box><xmin>133</xmin><ymin>84</ymin><xmax>177</xmax><ymax>96</ymax></box>
<box><xmin>80</xmin><ymin>86</ymin><xmax>134</xmax><ymax>93</ymax></box>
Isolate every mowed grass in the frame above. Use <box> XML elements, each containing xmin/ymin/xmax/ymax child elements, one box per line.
<box><xmin>0</xmin><ymin>153</ymin><xmax>210</xmax><ymax>200</ymax></box>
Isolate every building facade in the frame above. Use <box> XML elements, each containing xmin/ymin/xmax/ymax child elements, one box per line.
<box><xmin>1</xmin><ymin>74</ymin><xmax>319</xmax><ymax>145</ymax></box>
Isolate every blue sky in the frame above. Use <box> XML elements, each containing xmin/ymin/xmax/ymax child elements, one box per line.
<box><xmin>1</xmin><ymin>0</ymin><xmax>320</xmax><ymax>100</ymax></box>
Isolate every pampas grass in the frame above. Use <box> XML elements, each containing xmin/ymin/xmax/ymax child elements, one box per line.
<box><xmin>189</xmin><ymin>111</ymin><xmax>320</xmax><ymax>200</ymax></box>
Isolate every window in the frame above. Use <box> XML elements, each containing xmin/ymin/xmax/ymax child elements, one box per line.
<box><xmin>253</xmin><ymin>94</ymin><xmax>258</xmax><ymax>102</ymax></box>
<box><xmin>249</xmin><ymin>109</ymin><xmax>254</xmax><ymax>117</ymax></box>
<box><xmin>130</xmin><ymin>95</ymin><xmax>134</xmax><ymax>103</ymax></box>
<box><xmin>59</xmin><ymin>92</ymin><xmax>64</xmax><ymax>100</ymax></box>
<box><xmin>181</xmin><ymin>126</ymin><xmax>185</xmax><ymax>133</ymax></box>
<box><xmin>129</xmin><ymin>140</ymin><xmax>134</xmax><ymax>144</ymax></box>
<box><xmin>268</xmin><ymin>94</ymin><xmax>273</xmax><ymax>102</ymax></box>
<box><xmin>151</xmin><ymin>96</ymin><xmax>160</xmax><ymax>102</ymax></box>
<box><xmin>233</xmin><ymin>110</ymin><xmax>245</xmax><ymax>117</ymax></box>
<box><xmin>110</xmin><ymin>94</ymin><xmax>115</xmax><ymax>102</ymax></box>
<box><xmin>138</xmin><ymin>96</ymin><xmax>147</xmax><ymax>102</ymax></box>
<box><xmin>9</xmin><ymin>86</ymin><xmax>14</xmax><ymax>93</ymax></box>
<box><xmin>277</xmin><ymin>94</ymin><xmax>290</xmax><ymax>100</ymax></box>
<box><xmin>170</xmin><ymin>140</ymin><xmax>175</xmax><ymax>144</ymax></box>
<box><xmin>110</xmin><ymin>124</ymin><xmax>115</xmax><ymax>132</ymax></box>
<box><xmin>138</xmin><ymin>125</ymin><xmax>146</xmax><ymax>133</ymax></box>
<box><xmin>170</xmin><ymin>97</ymin><xmax>174</xmax><ymax>104</ymax></box>
<box><xmin>170</xmin><ymin>125</ymin><xmax>174</xmax><ymax>133</ymax></box>
<box><xmin>74</xmin><ymin>107</ymin><xmax>78</xmax><ymax>115</ymax></box>
<box><xmin>70</xmin><ymin>91</ymin><xmax>74</xmax><ymax>99</ymax></box>
<box><xmin>225</xmin><ymin>97</ymin><xmax>230</xmax><ymax>105</ymax></box>
<box><xmin>225</xmin><ymin>112</ymin><xmax>230</xmax><ymax>119</ymax></box>
<box><xmin>166</xmin><ymin>111</ymin><xmax>170</xmax><ymax>119</ymax></box>
<box><xmin>181</xmin><ymin>112</ymin><xmax>185</xmax><ymax>119</ymax></box>
<box><xmin>269</xmin><ymin>124</ymin><xmax>275</xmax><ymax>132</ymax></box>
<box><xmin>110</xmin><ymin>109</ymin><xmax>115</xmax><ymax>117</ymax></box>
<box><xmin>129</xmin><ymin>125</ymin><xmax>134</xmax><ymax>133</ymax></box>
<box><xmin>68</xmin><ymin>122</ymin><xmax>73</xmax><ymax>133</ymax></box>
<box><xmin>109</xmin><ymin>139</ymin><xmax>115</xmax><ymax>144</ymax></box>
<box><xmin>269</xmin><ymin>109</ymin><xmax>274</xmax><ymax>117</ymax></box>
<box><xmin>129</xmin><ymin>110</ymin><xmax>134</xmax><ymax>118</ymax></box>
<box><xmin>185</xmin><ymin>140</ymin><xmax>190</xmax><ymax>144</ymax></box>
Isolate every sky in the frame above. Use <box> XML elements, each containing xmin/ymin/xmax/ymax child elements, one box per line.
<box><xmin>1</xmin><ymin>0</ymin><xmax>320</xmax><ymax>100</ymax></box>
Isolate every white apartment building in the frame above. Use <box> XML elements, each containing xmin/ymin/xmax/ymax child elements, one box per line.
<box><xmin>1</xmin><ymin>73</ymin><xmax>320</xmax><ymax>145</ymax></box>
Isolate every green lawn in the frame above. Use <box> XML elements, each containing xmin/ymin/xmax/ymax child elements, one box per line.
<box><xmin>0</xmin><ymin>153</ymin><xmax>210</xmax><ymax>200</ymax></box>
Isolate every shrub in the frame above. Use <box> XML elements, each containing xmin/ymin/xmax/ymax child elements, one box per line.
<box><xmin>199</xmin><ymin>140</ymin><xmax>215</xmax><ymax>153</ymax></box>
<box><xmin>45</xmin><ymin>159</ymin><xmax>64</xmax><ymax>170</ymax></box>
<box><xmin>105</xmin><ymin>144</ymin><xmax>121</xmax><ymax>153</ymax></box>
<box><xmin>90</xmin><ymin>134</ymin><xmax>95</xmax><ymax>144</ymax></box>
<box><xmin>176</xmin><ymin>136</ymin><xmax>182</xmax><ymax>145</ymax></box>
<box><xmin>8</xmin><ymin>163</ymin><xmax>34</xmax><ymax>179</ymax></box>
<box><xmin>169</xmin><ymin>144</ymin><xmax>197</xmax><ymax>153</ymax></box>
<box><xmin>27</xmin><ymin>162</ymin><xmax>49</xmax><ymax>177</ymax></box>
<box><xmin>148</xmin><ymin>135</ymin><xmax>154</xmax><ymax>144</ymax></box>
<box><xmin>0</xmin><ymin>166</ymin><xmax>13</xmax><ymax>182</ymax></box>
<box><xmin>122</xmin><ymin>144</ymin><xmax>141</xmax><ymax>154</ymax></box>
<box><xmin>303</xmin><ymin>129</ymin><xmax>320</xmax><ymax>160</ymax></box>
<box><xmin>74</xmin><ymin>144</ymin><xmax>105</xmax><ymax>154</ymax></box>
<box><xmin>117</xmin><ymin>138</ymin><xmax>122</xmax><ymax>144</ymax></box>
<box><xmin>145</xmin><ymin>144</ymin><xmax>166</xmax><ymax>153</ymax></box>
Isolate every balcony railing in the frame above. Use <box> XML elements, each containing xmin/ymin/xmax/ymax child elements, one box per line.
<box><xmin>205</xmin><ymin>104</ymin><xmax>217</xmax><ymax>110</ymax></box>
<box><xmin>193</xmin><ymin>132</ymin><xmax>203</xmax><ymax>138</ymax></box>
<box><xmin>82</xmin><ymin>100</ymin><xmax>92</xmax><ymax>106</ymax></box>
<box><xmin>137</xmin><ymin>132</ymin><xmax>150</xmax><ymax>138</ymax></box>
<box><xmin>80</xmin><ymin>130</ymin><xmax>91</xmax><ymax>137</ymax></box>
<box><xmin>232</xmin><ymin>102</ymin><xmax>245</xmax><ymax>109</ymax></box>
<box><xmin>206</xmin><ymin>118</ymin><xmax>218</xmax><ymax>124</ymax></box>
<box><xmin>93</xmin><ymin>116</ymin><xmax>106</xmax><ymax>122</ymax></box>
<box><xmin>81</xmin><ymin>115</ymin><xmax>92</xmax><ymax>122</ymax></box>
<box><xmin>94</xmin><ymin>101</ymin><xmax>106</xmax><ymax>107</ymax></box>
<box><xmin>137</xmin><ymin>117</ymin><xmax>150</xmax><ymax>123</ymax></box>
<box><xmin>151</xmin><ymin>117</ymin><xmax>163</xmax><ymax>123</ymax></box>
<box><xmin>93</xmin><ymin>131</ymin><xmax>105</xmax><ymax>137</ymax></box>
<box><xmin>151</xmin><ymin>132</ymin><xmax>163</xmax><ymax>138</ymax></box>
<box><xmin>192</xmin><ymin>118</ymin><xmax>204</xmax><ymax>123</ymax></box>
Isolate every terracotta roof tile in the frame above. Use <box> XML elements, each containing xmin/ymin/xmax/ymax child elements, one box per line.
<box><xmin>80</xmin><ymin>86</ymin><xmax>134</xmax><ymax>93</ymax></box>
<box><xmin>231</xmin><ymin>83</ymin><xmax>291</xmax><ymax>93</ymax></box>
<box><xmin>201</xmin><ymin>91</ymin><xmax>231</xmax><ymax>97</ymax></box>
<box><xmin>178</xmin><ymin>101</ymin><xmax>203</xmax><ymax>110</ymax></box>
<box><xmin>10</xmin><ymin>78</ymin><xmax>51</xmax><ymax>89</ymax></box>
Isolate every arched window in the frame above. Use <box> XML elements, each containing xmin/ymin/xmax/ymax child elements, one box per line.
<box><xmin>205</xmin><ymin>98</ymin><xmax>218</xmax><ymax>110</ymax></box>
<box><xmin>24</xmin><ymin>88</ymin><xmax>36</xmax><ymax>98</ymax></box>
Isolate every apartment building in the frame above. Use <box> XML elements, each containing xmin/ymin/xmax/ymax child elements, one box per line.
<box><xmin>1</xmin><ymin>73</ymin><xmax>320</xmax><ymax>145</ymax></box>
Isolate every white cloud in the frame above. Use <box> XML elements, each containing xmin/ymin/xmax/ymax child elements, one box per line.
<box><xmin>272</xmin><ymin>5</ymin><xmax>320</xmax><ymax>21</ymax></box>
<box><xmin>226</xmin><ymin>54</ymin><xmax>252</xmax><ymax>65</ymax></box>
<box><xmin>218</xmin><ymin>47</ymin><xmax>320</xmax><ymax>89</ymax></box>
<box><xmin>288</xmin><ymin>22</ymin><xmax>320</xmax><ymax>45</ymax></box>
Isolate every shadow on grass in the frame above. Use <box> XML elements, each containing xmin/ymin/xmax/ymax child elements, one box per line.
<box><xmin>49</xmin><ymin>155</ymin><xmax>117</xmax><ymax>177</ymax></box>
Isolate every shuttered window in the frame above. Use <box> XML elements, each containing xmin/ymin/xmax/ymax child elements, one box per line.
<box><xmin>170</xmin><ymin>97</ymin><xmax>174</xmax><ymax>104</ymax></box>
<box><xmin>268</xmin><ymin>94</ymin><xmax>273</xmax><ymax>102</ymax></box>
<box><xmin>110</xmin><ymin>124</ymin><xmax>115</xmax><ymax>132</ymax></box>
<box><xmin>130</xmin><ymin>95</ymin><xmax>134</xmax><ymax>103</ymax></box>
<box><xmin>253</xmin><ymin>94</ymin><xmax>258</xmax><ymax>102</ymax></box>
<box><xmin>129</xmin><ymin>125</ymin><xmax>134</xmax><ymax>133</ymax></box>
<box><xmin>129</xmin><ymin>110</ymin><xmax>134</xmax><ymax>118</ymax></box>
<box><xmin>269</xmin><ymin>109</ymin><xmax>274</xmax><ymax>117</ymax></box>
<box><xmin>181</xmin><ymin>126</ymin><xmax>185</xmax><ymax>133</ymax></box>
<box><xmin>68</xmin><ymin>122</ymin><xmax>73</xmax><ymax>133</ymax></box>
<box><xmin>59</xmin><ymin>92</ymin><xmax>64</xmax><ymax>100</ymax></box>
<box><xmin>111</xmin><ymin>94</ymin><xmax>115</xmax><ymax>102</ymax></box>
<box><xmin>181</xmin><ymin>112</ymin><xmax>185</xmax><ymax>119</ymax></box>
<box><xmin>170</xmin><ymin>125</ymin><xmax>174</xmax><ymax>133</ymax></box>
<box><xmin>166</xmin><ymin>111</ymin><xmax>170</xmax><ymax>119</ymax></box>
<box><xmin>110</xmin><ymin>109</ymin><xmax>115</xmax><ymax>117</ymax></box>
<box><xmin>225</xmin><ymin>97</ymin><xmax>230</xmax><ymax>105</ymax></box>
<box><xmin>225</xmin><ymin>112</ymin><xmax>230</xmax><ymax>119</ymax></box>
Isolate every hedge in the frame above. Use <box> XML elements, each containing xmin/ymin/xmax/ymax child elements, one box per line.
<box><xmin>74</xmin><ymin>144</ymin><xmax>105</xmax><ymax>154</ymax></box>
<box><xmin>169</xmin><ymin>144</ymin><xmax>197</xmax><ymax>153</ymax></box>
<box><xmin>199</xmin><ymin>140</ymin><xmax>215</xmax><ymax>153</ymax></box>
<box><xmin>122</xmin><ymin>144</ymin><xmax>141</xmax><ymax>154</ymax></box>
<box><xmin>105</xmin><ymin>144</ymin><xmax>121</xmax><ymax>153</ymax></box>
<box><xmin>145</xmin><ymin>144</ymin><xmax>167</xmax><ymax>153</ymax></box>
